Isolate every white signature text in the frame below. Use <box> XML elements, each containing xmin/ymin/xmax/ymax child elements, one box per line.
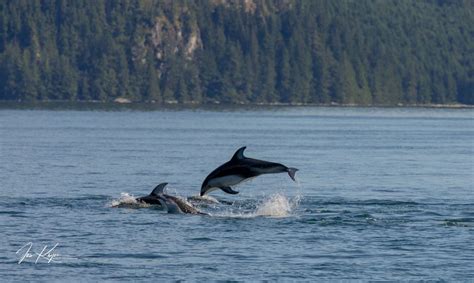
<box><xmin>16</xmin><ymin>242</ymin><xmax>60</xmax><ymax>264</ymax></box>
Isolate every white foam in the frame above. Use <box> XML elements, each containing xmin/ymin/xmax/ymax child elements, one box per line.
<box><xmin>255</xmin><ymin>193</ymin><xmax>293</xmax><ymax>217</ymax></box>
<box><xmin>213</xmin><ymin>192</ymin><xmax>301</xmax><ymax>218</ymax></box>
<box><xmin>109</xmin><ymin>187</ymin><xmax>303</xmax><ymax>218</ymax></box>
<box><xmin>109</xmin><ymin>192</ymin><xmax>150</xmax><ymax>208</ymax></box>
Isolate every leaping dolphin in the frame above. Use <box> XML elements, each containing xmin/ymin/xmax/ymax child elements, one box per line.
<box><xmin>200</xmin><ymin>146</ymin><xmax>298</xmax><ymax>196</ymax></box>
<box><xmin>137</xmin><ymin>183</ymin><xmax>206</xmax><ymax>215</ymax></box>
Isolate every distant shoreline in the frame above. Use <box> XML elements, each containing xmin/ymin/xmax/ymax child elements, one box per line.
<box><xmin>0</xmin><ymin>100</ymin><xmax>472</xmax><ymax>110</ymax></box>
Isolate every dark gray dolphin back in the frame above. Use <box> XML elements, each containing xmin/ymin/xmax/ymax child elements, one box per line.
<box><xmin>150</xmin><ymin>183</ymin><xmax>168</xmax><ymax>196</ymax></box>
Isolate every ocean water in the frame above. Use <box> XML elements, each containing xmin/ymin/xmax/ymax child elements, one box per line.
<box><xmin>0</xmin><ymin>106</ymin><xmax>473</xmax><ymax>281</ymax></box>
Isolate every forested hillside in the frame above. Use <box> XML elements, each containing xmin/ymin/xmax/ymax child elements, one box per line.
<box><xmin>0</xmin><ymin>0</ymin><xmax>472</xmax><ymax>105</ymax></box>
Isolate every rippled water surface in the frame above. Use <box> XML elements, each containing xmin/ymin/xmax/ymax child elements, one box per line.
<box><xmin>0</xmin><ymin>106</ymin><xmax>473</xmax><ymax>280</ymax></box>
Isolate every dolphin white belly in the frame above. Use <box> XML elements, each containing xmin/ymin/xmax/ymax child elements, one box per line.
<box><xmin>208</xmin><ymin>175</ymin><xmax>245</xmax><ymax>188</ymax></box>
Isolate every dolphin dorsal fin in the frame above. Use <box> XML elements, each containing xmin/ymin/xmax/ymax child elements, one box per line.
<box><xmin>231</xmin><ymin>146</ymin><xmax>247</xmax><ymax>161</ymax></box>
<box><xmin>150</xmin><ymin>183</ymin><xmax>168</xmax><ymax>196</ymax></box>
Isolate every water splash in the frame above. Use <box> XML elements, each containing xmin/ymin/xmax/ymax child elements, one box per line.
<box><xmin>255</xmin><ymin>193</ymin><xmax>293</xmax><ymax>217</ymax></box>
<box><xmin>109</xmin><ymin>186</ymin><xmax>304</xmax><ymax>218</ymax></box>
<box><xmin>109</xmin><ymin>193</ymin><xmax>150</xmax><ymax>208</ymax></box>
<box><xmin>212</xmin><ymin>192</ymin><xmax>302</xmax><ymax>218</ymax></box>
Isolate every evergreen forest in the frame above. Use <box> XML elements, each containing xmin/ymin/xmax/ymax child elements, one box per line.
<box><xmin>0</xmin><ymin>0</ymin><xmax>473</xmax><ymax>105</ymax></box>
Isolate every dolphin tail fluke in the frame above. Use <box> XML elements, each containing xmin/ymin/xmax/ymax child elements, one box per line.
<box><xmin>287</xmin><ymin>168</ymin><xmax>299</xmax><ymax>181</ymax></box>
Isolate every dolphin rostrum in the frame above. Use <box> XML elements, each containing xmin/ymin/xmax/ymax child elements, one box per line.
<box><xmin>137</xmin><ymin>183</ymin><xmax>206</xmax><ymax>215</ymax></box>
<box><xmin>200</xmin><ymin>146</ymin><xmax>298</xmax><ymax>196</ymax></box>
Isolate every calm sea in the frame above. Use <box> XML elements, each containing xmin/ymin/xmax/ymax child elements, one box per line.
<box><xmin>0</xmin><ymin>106</ymin><xmax>473</xmax><ymax>280</ymax></box>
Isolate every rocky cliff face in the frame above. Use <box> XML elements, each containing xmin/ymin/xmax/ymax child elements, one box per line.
<box><xmin>141</xmin><ymin>0</ymin><xmax>292</xmax><ymax>68</ymax></box>
<box><xmin>210</xmin><ymin>0</ymin><xmax>292</xmax><ymax>14</ymax></box>
<box><xmin>151</xmin><ymin>15</ymin><xmax>202</xmax><ymax>62</ymax></box>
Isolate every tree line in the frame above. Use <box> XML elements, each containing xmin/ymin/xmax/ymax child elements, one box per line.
<box><xmin>0</xmin><ymin>0</ymin><xmax>472</xmax><ymax>105</ymax></box>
